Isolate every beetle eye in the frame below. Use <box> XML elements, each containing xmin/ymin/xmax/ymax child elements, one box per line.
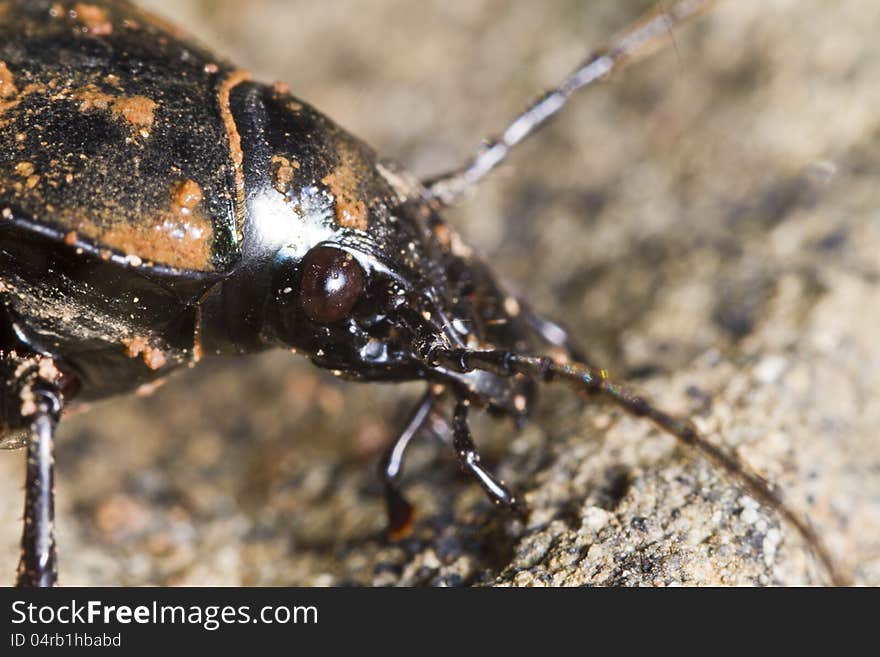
<box><xmin>300</xmin><ymin>246</ymin><xmax>365</xmax><ymax>323</ymax></box>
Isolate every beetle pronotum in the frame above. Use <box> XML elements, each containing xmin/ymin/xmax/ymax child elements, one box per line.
<box><xmin>0</xmin><ymin>0</ymin><xmax>859</xmax><ymax>586</ymax></box>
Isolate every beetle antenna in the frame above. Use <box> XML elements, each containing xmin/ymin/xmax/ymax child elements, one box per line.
<box><xmin>424</xmin><ymin>0</ymin><xmax>717</xmax><ymax>206</ymax></box>
<box><xmin>423</xmin><ymin>345</ymin><xmax>849</xmax><ymax>586</ymax></box>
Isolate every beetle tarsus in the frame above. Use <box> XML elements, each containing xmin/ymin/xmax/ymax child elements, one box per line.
<box><xmin>16</xmin><ymin>385</ymin><xmax>61</xmax><ymax>588</ymax></box>
<box><xmin>451</xmin><ymin>399</ymin><xmax>524</xmax><ymax>515</ymax></box>
<box><xmin>384</xmin><ymin>488</ymin><xmax>416</xmax><ymax>541</ymax></box>
<box><xmin>380</xmin><ymin>391</ymin><xmax>435</xmax><ymax>539</ymax></box>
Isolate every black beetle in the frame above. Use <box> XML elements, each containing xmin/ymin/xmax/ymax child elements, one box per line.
<box><xmin>0</xmin><ymin>0</ymin><xmax>846</xmax><ymax>586</ymax></box>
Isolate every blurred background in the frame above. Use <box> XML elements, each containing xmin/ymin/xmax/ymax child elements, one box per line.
<box><xmin>1</xmin><ymin>0</ymin><xmax>878</xmax><ymax>585</ymax></box>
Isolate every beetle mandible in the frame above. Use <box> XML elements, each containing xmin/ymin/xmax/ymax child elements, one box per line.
<box><xmin>0</xmin><ymin>0</ymin><xmax>847</xmax><ymax>586</ymax></box>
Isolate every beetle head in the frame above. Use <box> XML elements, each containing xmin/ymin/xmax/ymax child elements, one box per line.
<box><xmin>212</xmin><ymin>83</ymin><xmax>536</xmax><ymax>418</ymax></box>
<box><xmin>266</xmin><ymin>196</ymin><xmax>536</xmax><ymax>420</ymax></box>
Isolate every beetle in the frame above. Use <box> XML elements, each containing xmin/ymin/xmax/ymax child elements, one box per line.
<box><xmin>0</xmin><ymin>0</ymin><xmax>847</xmax><ymax>586</ymax></box>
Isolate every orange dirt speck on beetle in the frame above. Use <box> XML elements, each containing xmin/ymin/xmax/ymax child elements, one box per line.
<box><xmin>0</xmin><ymin>61</ymin><xmax>18</xmax><ymax>100</ymax></box>
<box><xmin>73</xmin><ymin>85</ymin><xmax>113</xmax><ymax>112</ymax></box>
<box><xmin>75</xmin><ymin>206</ymin><xmax>214</xmax><ymax>271</ymax></box>
<box><xmin>142</xmin><ymin>347</ymin><xmax>167</xmax><ymax>370</ymax></box>
<box><xmin>112</xmin><ymin>95</ymin><xmax>157</xmax><ymax>130</ymax></box>
<box><xmin>173</xmin><ymin>179</ymin><xmax>203</xmax><ymax>215</ymax></box>
<box><xmin>122</xmin><ymin>336</ymin><xmax>168</xmax><ymax>370</ymax></box>
<box><xmin>123</xmin><ymin>335</ymin><xmax>148</xmax><ymax>358</ymax></box>
<box><xmin>73</xmin><ymin>86</ymin><xmax>157</xmax><ymax>135</ymax></box>
<box><xmin>73</xmin><ymin>3</ymin><xmax>114</xmax><ymax>35</ymax></box>
<box><xmin>269</xmin><ymin>155</ymin><xmax>299</xmax><ymax>195</ymax></box>
<box><xmin>322</xmin><ymin>166</ymin><xmax>368</xmax><ymax>231</ymax></box>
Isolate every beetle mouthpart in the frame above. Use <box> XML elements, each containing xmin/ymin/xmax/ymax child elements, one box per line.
<box><xmin>394</xmin><ymin>305</ymin><xmax>463</xmax><ymax>360</ymax></box>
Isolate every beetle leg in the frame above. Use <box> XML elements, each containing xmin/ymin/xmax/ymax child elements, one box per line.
<box><xmin>380</xmin><ymin>390</ymin><xmax>435</xmax><ymax>539</ymax></box>
<box><xmin>451</xmin><ymin>398</ymin><xmax>527</xmax><ymax>518</ymax></box>
<box><xmin>16</xmin><ymin>382</ymin><xmax>62</xmax><ymax>587</ymax></box>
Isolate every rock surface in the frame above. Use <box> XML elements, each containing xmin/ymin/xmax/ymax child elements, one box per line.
<box><xmin>1</xmin><ymin>0</ymin><xmax>877</xmax><ymax>586</ymax></box>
